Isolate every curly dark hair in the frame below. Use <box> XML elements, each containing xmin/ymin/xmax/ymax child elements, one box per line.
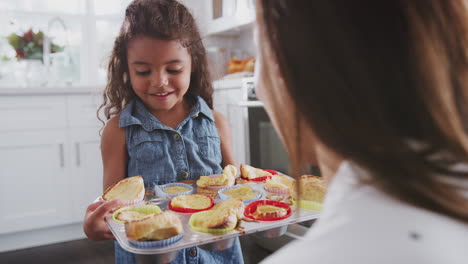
<box><xmin>98</xmin><ymin>0</ymin><xmax>213</xmax><ymax>123</ymax></box>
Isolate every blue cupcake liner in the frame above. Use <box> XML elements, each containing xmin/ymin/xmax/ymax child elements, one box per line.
<box><xmin>128</xmin><ymin>233</ymin><xmax>184</xmax><ymax>248</ymax></box>
<box><xmin>154</xmin><ymin>183</ymin><xmax>194</xmax><ymax>199</ymax></box>
<box><xmin>218</xmin><ymin>185</ymin><xmax>262</xmax><ymax>204</ymax></box>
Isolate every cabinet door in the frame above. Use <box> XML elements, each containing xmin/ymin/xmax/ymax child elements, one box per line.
<box><xmin>0</xmin><ymin>96</ymin><xmax>67</xmax><ymax>132</ymax></box>
<box><xmin>0</xmin><ymin>130</ymin><xmax>72</xmax><ymax>234</ymax></box>
<box><xmin>226</xmin><ymin>89</ymin><xmax>248</xmax><ymax>165</ymax></box>
<box><xmin>67</xmin><ymin>94</ymin><xmax>103</xmax><ymax>129</ymax></box>
<box><xmin>213</xmin><ymin>88</ymin><xmax>229</xmax><ymax>118</ymax></box>
<box><xmin>204</xmin><ymin>0</ymin><xmax>255</xmax><ymax>35</ymax></box>
<box><xmin>69</xmin><ymin>127</ymin><xmax>103</xmax><ymax>222</ymax></box>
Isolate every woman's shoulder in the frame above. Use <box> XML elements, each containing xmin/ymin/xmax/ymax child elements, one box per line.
<box><xmin>267</xmin><ymin>177</ymin><xmax>468</xmax><ymax>264</ymax></box>
<box><xmin>264</xmin><ymin>208</ymin><xmax>468</xmax><ymax>264</ymax></box>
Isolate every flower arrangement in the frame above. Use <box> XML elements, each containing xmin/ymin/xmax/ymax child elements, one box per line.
<box><xmin>7</xmin><ymin>28</ymin><xmax>64</xmax><ymax>60</ymax></box>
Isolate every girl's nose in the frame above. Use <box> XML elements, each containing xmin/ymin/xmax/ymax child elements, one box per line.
<box><xmin>151</xmin><ymin>73</ymin><xmax>169</xmax><ymax>88</ymax></box>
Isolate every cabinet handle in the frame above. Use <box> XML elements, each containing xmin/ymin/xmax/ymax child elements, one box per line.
<box><xmin>59</xmin><ymin>143</ymin><xmax>65</xmax><ymax>168</ymax></box>
<box><xmin>75</xmin><ymin>142</ymin><xmax>81</xmax><ymax>167</ymax></box>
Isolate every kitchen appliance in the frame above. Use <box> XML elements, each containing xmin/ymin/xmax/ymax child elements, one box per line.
<box><xmin>238</xmin><ymin>77</ymin><xmax>290</xmax><ymax>173</ymax></box>
<box><xmin>238</xmin><ymin>78</ymin><xmax>320</xmax><ymax>254</ymax></box>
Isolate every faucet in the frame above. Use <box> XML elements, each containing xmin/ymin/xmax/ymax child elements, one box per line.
<box><xmin>42</xmin><ymin>16</ymin><xmax>73</xmax><ymax>84</ymax></box>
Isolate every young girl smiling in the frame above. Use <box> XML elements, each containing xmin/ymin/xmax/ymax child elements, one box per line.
<box><xmin>83</xmin><ymin>0</ymin><xmax>242</xmax><ymax>263</ymax></box>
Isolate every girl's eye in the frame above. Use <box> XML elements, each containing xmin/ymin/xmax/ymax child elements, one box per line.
<box><xmin>167</xmin><ymin>69</ymin><xmax>182</xmax><ymax>74</ymax></box>
<box><xmin>135</xmin><ymin>71</ymin><xmax>150</xmax><ymax>76</ymax></box>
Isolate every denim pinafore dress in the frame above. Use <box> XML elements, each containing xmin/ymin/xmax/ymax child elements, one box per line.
<box><xmin>115</xmin><ymin>96</ymin><xmax>244</xmax><ymax>264</ymax></box>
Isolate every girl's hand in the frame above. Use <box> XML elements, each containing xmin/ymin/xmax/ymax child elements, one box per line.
<box><xmin>83</xmin><ymin>199</ymin><xmax>124</xmax><ymax>241</ymax></box>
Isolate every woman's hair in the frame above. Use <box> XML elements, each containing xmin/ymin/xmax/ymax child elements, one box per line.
<box><xmin>257</xmin><ymin>0</ymin><xmax>468</xmax><ymax>222</ymax></box>
<box><xmin>98</xmin><ymin>0</ymin><xmax>213</xmax><ymax>122</ymax></box>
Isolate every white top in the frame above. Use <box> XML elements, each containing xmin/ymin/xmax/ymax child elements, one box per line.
<box><xmin>261</xmin><ymin>161</ymin><xmax>468</xmax><ymax>264</ymax></box>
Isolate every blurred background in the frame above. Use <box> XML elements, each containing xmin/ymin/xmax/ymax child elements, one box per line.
<box><xmin>0</xmin><ymin>0</ymin><xmax>257</xmax><ymax>88</ymax></box>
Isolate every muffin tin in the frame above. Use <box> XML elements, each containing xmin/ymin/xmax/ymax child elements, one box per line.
<box><xmin>106</xmin><ymin>176</ymin><xmax>321</xmax><ymax>262</ymax></box>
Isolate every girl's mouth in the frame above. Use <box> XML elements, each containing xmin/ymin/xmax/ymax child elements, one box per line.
<box><xmin>150</xmin><ymin>91</ymin><xmax>175</xmax><ymax>99</ymax></box>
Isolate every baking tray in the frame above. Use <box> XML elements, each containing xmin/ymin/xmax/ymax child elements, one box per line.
<box><xmin>106</xmin><ymin>180</ymin><xmax>321</xmax><ymax>257</ymax></box>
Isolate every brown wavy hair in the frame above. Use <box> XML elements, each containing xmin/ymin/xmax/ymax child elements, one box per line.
<box><xmin>257</xmin><ymin>0</ymin><xmax>468</xmax><ymax>222</ymax></box>
<box><xmin>98</xmin><ymin>0</ymin><xmax>213</xmax><ymax>124</ymax></box>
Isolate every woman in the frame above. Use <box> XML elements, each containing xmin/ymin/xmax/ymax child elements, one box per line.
<box><xmin>255</xmin><ymin>1</ymin><xmax>468</xmax><ymax>263</ymax></box>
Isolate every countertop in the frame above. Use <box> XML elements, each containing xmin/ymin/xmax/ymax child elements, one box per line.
<box><xmin>0</xmin><ymin>86</ymin><xmax>104</xmax><ymax>96</ymax></box>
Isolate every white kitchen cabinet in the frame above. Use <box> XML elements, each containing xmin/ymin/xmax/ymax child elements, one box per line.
<box><xmin>67</xmin><ymin>95</ymin><xmax>103</xmax><ymax>222</ymax></box>
<box><xmin>0</xmin><ymin>92</ymin><xmax>103</xmax><ymax>250</ymax></box>
<box><xmin>213</xmin><ymin>83</ymin><xmax>248</xmax><ymax>165</ymax></box>
<box><xmin>0</xmin><ymin>96</ymin><xmax>67</xmax><ymax>131</ymax></box>
<box><xmin>213</xmin><ymin>88</ymin><xmax>229</xmax><ymax>117</ymax></box>
<box><xmin>67</xmin><ymin>94</ymin><xmax>104</xmax><ymax>129</ymax></box>
<box><xmin>69</xmin><ymin>127</ymin><xmax>102</xmax><ymax>221</ymax></box>
<box><xmin>227</xmin><ymin>91</ymin><xmax>248</xmax><ymax>165</ymax></box>
<box><xmin>0</xmin><ymin>129</ymin><xmax>72</xmax><ymax>234</ymax></box>
<box><xmin>205</xmin><ymin>0</ymin><xmax>256</xmax><ymax>36</ymax></box>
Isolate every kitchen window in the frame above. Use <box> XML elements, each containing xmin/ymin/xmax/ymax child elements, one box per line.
<box><xmin>0</xmin><ymin>0</ymin><xmax>131</xmax><ymax>88</ymax></box>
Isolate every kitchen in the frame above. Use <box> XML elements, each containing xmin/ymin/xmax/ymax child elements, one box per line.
<box><xmin>3</xmin><ymin>1</ymin><xmax>463</xmax><ymax>264</ymax></box>
<box><xmin>0</xmin><ymin>0</ymin><xmax>310</xmax><ymax>263</ymax></box>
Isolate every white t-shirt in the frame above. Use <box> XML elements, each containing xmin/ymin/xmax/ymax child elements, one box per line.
<box><xmin>261</xmin><ymin>161</ymin><xmax>468</xmax><ymax>264</ymax></box>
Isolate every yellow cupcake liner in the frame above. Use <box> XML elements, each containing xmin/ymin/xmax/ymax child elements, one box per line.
<box><xmin>292</xmin><ymin>199</ymin><xmax>323</xmax><ymax>211</ymax></box>
<box><xmin>112</xmin><ymin>204</ymin><xmax>162</xmax><ymax>224</ymax></box>
<box><xmin>189</xmin><ymin>211</ymin><xmax>237</xmax><ymax>234</ymax></box>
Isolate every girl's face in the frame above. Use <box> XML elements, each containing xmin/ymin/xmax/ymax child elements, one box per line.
<box><xmin>127</xmin><ymin>36</ymin><xmax>192</xmax><ymax>114</ymax></box>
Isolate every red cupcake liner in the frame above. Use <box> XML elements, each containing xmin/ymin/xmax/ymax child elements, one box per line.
<box><xmin>240</xmin><ymin>169</ymin><xmax>278</xmax><ymax>182</ymax></box>
<box><xmin>244</xmin><ymin>200</ymin><xmax>292</xmax><ymax>221</ymax></box>
<box><xmin>263</xmin><ymin>169</ymin><xmax>279</xmax><ymax>175</ymax></box>
<box><xmin>240</xmin><ymin>175</ymin><xmax>271</xmax><ymax>182</ymax></box>
<box><xmin>168</xmin><ymin>195</ymin><xmax>215</xmax><ymax>213</ymax></box>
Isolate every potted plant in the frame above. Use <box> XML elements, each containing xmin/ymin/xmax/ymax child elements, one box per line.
<box><xmin>7</xmin><ymin>28</ymin><xmax>63</xmax><ymax>61</ymax></box>
<box><xmin>6</xmin><ymin>28</ymin><xmax>64</xmax><ymax>86</ymax></box>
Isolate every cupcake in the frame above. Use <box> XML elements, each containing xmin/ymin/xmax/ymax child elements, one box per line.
<box><xmin>102</xmin><ymin>176</ymin><xmax>145</xmax><ymax>203</ymax></box>
<box><xmin>291</xmin><ymin>175</ymin><xmax>327</xmax><ymax>210</ymax></box>
<box><xmin>154</xmin><ymin>182</ymin><xmax>194</xmax><ymax>199</ymax></box>
<box><xmin>169</xmin><ymin>194</ymin><xmax>214</xmax><ymax>213</ymax></box>
<box><xmin>252</xmin><ymin>204</ymin><xmax>287</xmax><ymax>219</ymax></box>
<box><xmin>196</xmin><ymin>165</ymin><xmax>237</xmax><ymax>199</ymax></box>
<box><xmin>196</xmin><ymin>165</ymin><xmax>236</xmax><ymax>189</ymax></box>
<box><xmin>244</xmin><ymin>200</ymin><xmax>292</xmax><ymax>221</ymax></box>
<box><xmin>264</xmin><ymin>175</ymin><xmax>295</xmax><ymax>195</ymax></box>
<box><xmin>189</xmin><ymin>199</ymin><xmax>244</xmax><ymax>234</ymax></box>
<box><xmin>113</xmin><ymin>204</ymin><xmax>162</xmax><ymax>224</ymax></box>
<box><xmin>125</xmin><ymin>211</ymin><xmax>183</xmax><ymax>248</ymax></box>
<box><xmin>240</xmin><ymin>164</ymin><xmax>274</xmax><ymax>181</ymax></box>
<box><xmin>219</xmin><ymin>185</ymin><xmax>261</xmax><ymax>203</ymax></box>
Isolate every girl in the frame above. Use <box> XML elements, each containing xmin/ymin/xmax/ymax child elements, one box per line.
<box><xmin>83</xmin><ymin>0</ymin><xmax>243</xmax><ymax>263</ymax></box>
<box><xmin>255</xmin><ymin>1</ymin><xmax>468</xmax><ymax>263</ymax></box>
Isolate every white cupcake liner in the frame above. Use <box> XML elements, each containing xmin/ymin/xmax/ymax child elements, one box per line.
<box><xmin>264</xmin><ymin>186</ymin><xmax>290</xmax><ymax>196</ymax></box>
<box><xmin>154</xmin><ymin>183</ymin><xmax>194</xmax><ymax>199</ymax></box>
<box><xmin>128</xmin><ymin>233</ymin><xmax>184</xmax><ymax>248</ymax></box>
